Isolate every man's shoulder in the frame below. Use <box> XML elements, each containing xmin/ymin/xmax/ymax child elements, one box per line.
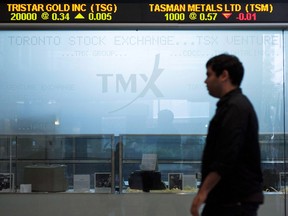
<box><xmin>229</xmin><ymin>93</ymin><xmax>254</xmax><ymax>111</ymax></box>
<box><xmin>230</xmin><ymin>91</ymin><xmax>250</xmax><ymax>103</ymax></box>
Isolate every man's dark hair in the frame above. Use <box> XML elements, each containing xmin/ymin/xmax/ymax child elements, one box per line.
<box><xmin>206</xmin><ymin>53</ymin><xmax>244</xmax><ymax>86</ymax></box>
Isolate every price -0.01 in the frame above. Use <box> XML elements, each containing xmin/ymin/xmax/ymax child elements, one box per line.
<box><xmin>236</xmin><ymin>13</ymin><xmax>257</xmax><ymax>21</ymax></box>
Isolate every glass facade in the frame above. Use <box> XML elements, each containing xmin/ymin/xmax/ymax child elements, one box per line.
<box><xmin>0</xmin><ymin>30</ymin><xmax>285</xmax><ymax>135</ymax></box>
<box><xmin>0</xmin><ymin>30</ymin><xmax>287</xmax><ymax>214</ymax></box>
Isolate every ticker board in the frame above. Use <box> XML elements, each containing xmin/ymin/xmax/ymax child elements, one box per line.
<box><xmin>0</xmin><ymin>1</ymin><xmax>287</xmax><ymax>24</ymax></box>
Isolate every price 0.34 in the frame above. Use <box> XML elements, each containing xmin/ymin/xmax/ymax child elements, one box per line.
<box><xmin>51</xmin><ymin>13</ymin><xmax>70</xmax><ymax>21</ymax></box>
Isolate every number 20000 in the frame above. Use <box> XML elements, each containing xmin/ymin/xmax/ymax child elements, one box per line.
<box><xmin>11</xmin><ymin>13</ymin><xmax>37</xmax><ymax>21</ymax></box>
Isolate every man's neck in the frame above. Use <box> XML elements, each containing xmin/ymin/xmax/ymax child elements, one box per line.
<box><xmin>220</xmin><ymin>85</ymin><xmax>238</xmax><ymax>98</ymax></box>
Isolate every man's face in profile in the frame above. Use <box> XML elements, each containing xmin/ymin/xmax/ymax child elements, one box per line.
<box><xmin>204</xmin><ymin>66</ymin><xmax>223</xmax><ymax>98</ymax></box>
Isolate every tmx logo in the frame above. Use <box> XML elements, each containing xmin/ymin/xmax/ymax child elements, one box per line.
<box><xmin>96</xmin><ymin>54</ymin><xmax>164</xmax><ymax>113</ymax></box>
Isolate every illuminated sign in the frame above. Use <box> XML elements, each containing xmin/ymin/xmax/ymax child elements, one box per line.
<box><xmin>0</xmin><ymin>1</ymin><xmax>287</xmax><ymax>24</ymax></box>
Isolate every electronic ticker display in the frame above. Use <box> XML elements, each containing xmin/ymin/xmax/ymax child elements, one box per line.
<box><xmin>0</xmin><ymin>1</ymin><xmax>287</xmax><ymax>24</ymax></box>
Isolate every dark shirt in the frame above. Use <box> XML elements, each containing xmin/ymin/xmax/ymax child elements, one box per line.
<box><xmin>201</xmin><ymin>88</ymin><xmax>263</xmax><ymax>204</ymax></box>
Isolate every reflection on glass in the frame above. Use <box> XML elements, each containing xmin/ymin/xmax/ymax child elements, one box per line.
<box><xmin>0</xmin><ymin>30</ymin><xmax>284</xmax><ymax>135</ymax></box>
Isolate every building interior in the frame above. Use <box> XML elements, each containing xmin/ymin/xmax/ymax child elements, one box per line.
<box><xmin>0</xmin><ymin>1</ymin><xmax>288</xmax><ymax>216</ymax></box>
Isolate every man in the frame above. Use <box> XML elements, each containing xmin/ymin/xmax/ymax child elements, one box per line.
<box><xmin>191</xmin><ymin>54</ymin><xmax>264</xmax><ymax>216</ymax></box>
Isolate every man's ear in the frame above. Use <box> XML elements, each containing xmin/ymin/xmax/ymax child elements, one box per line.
<box><xmin>220</xmin><ymin>70</ymin><xmax>229</xmax><ymax>81</ymax></box>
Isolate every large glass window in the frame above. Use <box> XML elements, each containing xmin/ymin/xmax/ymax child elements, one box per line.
<box><xmin>0</xmin><ymin>30</ymin><xmax>284</xmax><ymax>135</ymax></box>
<box><xmin>0</xmin><ymin>29</ymin><xmax>286</xmax><ymax>215</ymax></box>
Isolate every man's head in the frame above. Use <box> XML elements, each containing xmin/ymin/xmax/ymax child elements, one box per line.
<box><xmin>204</xmin><ymin>54</ymin><xmax>244</xmax><ymax>98</ymax></box>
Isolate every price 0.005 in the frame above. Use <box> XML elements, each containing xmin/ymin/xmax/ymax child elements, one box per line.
<box><xmin>88</xmin><ymin>13</ymin><xmax>112</xmax><ymax>21</ymax></box>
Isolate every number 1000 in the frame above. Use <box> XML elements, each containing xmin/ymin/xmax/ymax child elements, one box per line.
<box><xmin>164</xmin><ymin>13</ymin><xmax>185</xmax><ymax>21</ymax></box>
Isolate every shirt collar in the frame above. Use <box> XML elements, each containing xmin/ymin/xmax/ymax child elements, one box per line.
<box><xmin>217</xmin><ymin>88</ymin><xmax>242</xmax><ymax>107</ymax></box>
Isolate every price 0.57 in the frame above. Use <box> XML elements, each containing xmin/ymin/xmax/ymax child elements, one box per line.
<box><xmin>198</xmin><ymin>13</ymin><xmax>217</xmax><ymax>21</ymax></box>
